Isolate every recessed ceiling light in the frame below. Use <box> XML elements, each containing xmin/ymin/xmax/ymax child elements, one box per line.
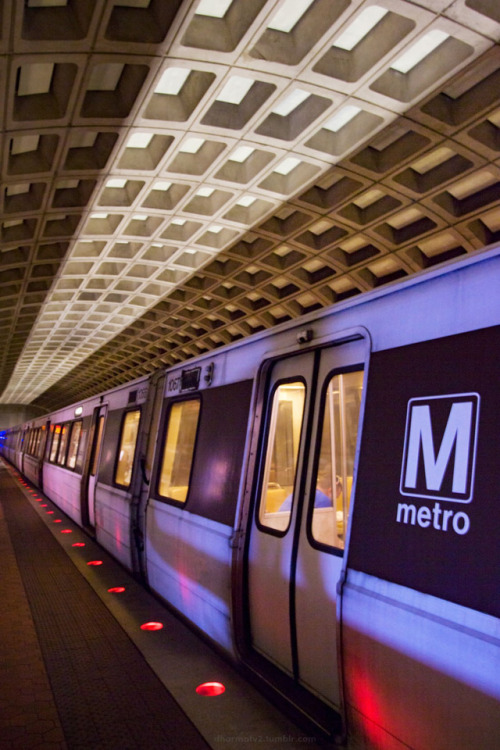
<box><xmin>274</xmin><ymin>157</ymin><xmax>301</xmax><ymax>175</ymax></box>
<box><xmin>333</xmin><ymin>6</ymin><xmax>388</xmax><ymax>51</ymax></box>
<box><xmin>272</xmin><ymin>88</ymin><xmax>310</xmax><ymax>117</ymax></box>
<box><xmin>323</xmin><ymin>105</ymin><xmax>362</xmax><ymax>132</ymax></box>
<box><xmin>152</xmin><ymin>181</ymin><xmax>172</xmax><ymax>191</ymax></box>
<box><xmin>179</xmin><ymin>137</ymin><xmax>205</xmax><ymax>154</ymax></box>
<box><xmin>267</xmin><ymin>0</ymin><xmax>314</xmax><ymax>33</ymax></box>
<box><xmin>106</xmin><ymin>178</ymin><xmax>127</xmax><ymax>188</ymax></box>
<box><xmin>196</xmin><ymin>187</ymin><xmax>215</xmax><ymax>197</ymax></box>
<box><xmin>126</xmin><ymin>132</ymin><xmax>153</xmax><ymax>149</ymax></box>
<box><xmin>88</xmin><ymin>63</ymin><xmax>124</xmax><ymax>92</ymax></box>
<box><xmin>195</xmin><ymin>0</ymin><xmax>233</xmax><ymax>18</ymax></box>
<box><xmin>154</xmin><ymin>67</ymin><xmax>191</xmax><ymax>95</ymax></box>
<box><xmin>391</xmin><ymin>29</ymin><xmax>449</xmax><ymax>74</ymax></box>
<box><xmin>216</xmin><ymin>76</ymin><xmax>254</xmax><ymax>104</ymax></box>
<box><xmin>10</xmin><ymin>134</ymin><xmax>39</xmax><ymax>155</ymax></box>
<box><xmin>18</xmin><ymin>62</ymin><xmax>54</xmax><ymax>96</ymax></box>
<box><xmin>236</xmin><ymin>195</ymin><xmax>257</xmax><ymax>207</ymax></box>
<box><xmin>228</xmin><ymin>146</ymin><xmax>254</xmax><ymax>163</ymax></box>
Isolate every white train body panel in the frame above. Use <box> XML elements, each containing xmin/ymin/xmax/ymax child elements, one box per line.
<box><xmin>342</xmin><ymin>572</ymin><xmax>500</xmax><ymax>750</ymax></box>
<box><xmin>23</xmin><ymin>453</ymin><xmax>41</xmax><ymax>487</ymax></box>
<box><xmin>146</xmin><ymin>500</ymin><xmax>234</xmax><ymax>653</ymax></box>
<box><xmin>42</xmin><ymin>463</ymin><xmax>83</xmax><ymax>524</ymax></box>
<box><xmin>95</xmin><ymin>484</ymin><xmax>133</xmax><ymax>570</ymax></box>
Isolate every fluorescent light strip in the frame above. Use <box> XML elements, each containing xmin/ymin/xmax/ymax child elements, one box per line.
<box><xmin>155</xmin><ymin>67</ymin><xmax>191</xmax><ymax>95</ymax></box>
<box><xmin>333</xmin><ymin>6</ymin><xmax>388</xmax><ymax>51</ymax></box>
<box><xmin>196</xmin><ymin>0</ymin><xmax>233</xmax><ymax>18</ymax></box>
<box><xmin>323</xmin><ymin>105</ymin><xmax>362</xmax><ymax>132</ymax></box>
<box><xmin>267</xmin><ymin>0</ymin><xmax>314</xmax><ymax>33</ymax></box>
<box><xmin>391</xmin><ymin>29</ymin><xmax>449</xmax><ymax>74</ymax></box>
<box><xmin>216</xmin><ymin>76</ymin><xmax>254</xmax><ymax>105</ymax></box>
<box><xmin>272</xmin><ymin>88</ymin><xmax>310</xmax><ymax>117</ymax></box>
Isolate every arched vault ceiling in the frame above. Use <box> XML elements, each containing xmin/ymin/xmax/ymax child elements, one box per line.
<box><xmin>0</xmin><ymin>0</ymin><xmax>499</xmax><ymax>412</ymax></box>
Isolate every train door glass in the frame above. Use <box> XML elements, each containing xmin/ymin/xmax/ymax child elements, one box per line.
<box><xmin>87</xmin><ymin>408</ymin><xmax>106</xmax><ymax>527</ymax></box>
<box><xmin>66</xmin><ymin>421</ymin><xmax>82</xmax><ymax>470</ymax></box>
<box><xmin>49</xmin><ymin>425</ymin><xmax>61</xmax><ymax>462</ymax></box>
<box><xmin>248</xmin><ymin>352</ymin><xmax>314</xmax><ymax>676</ymax></box>
<box><xmin>56</xmin><ymin>424</ymin><xmax>70</xmax><ymax>466</ymax></box>
<box><xmin>258</xmin><ymin>382</ymin><xmax>306</xmax><ymax>532</ymax></box>
<box><xmin>115</xmin><ymin>409</ymin><xmax>141</xmax><ymax>487</ymax></box>
<box><xmin>246</xmin><ymin>340</ymin><xmax>366</xmax><ymax>709</ymax></box>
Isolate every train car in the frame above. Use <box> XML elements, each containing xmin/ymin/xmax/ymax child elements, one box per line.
<box><xmin>0</xmin><ymin>424</ymin><xmax>22</xmax><ymax>469</ymax></box>
<box><xmin>2</xmin><ymin>244</ymin><xmax>500</xmax><ymax>749</ymax></box>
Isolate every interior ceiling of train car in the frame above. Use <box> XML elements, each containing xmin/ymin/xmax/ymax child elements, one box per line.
<box><xmin>0</xmin><ymin>0</ymin><xmax>499</xmax><ymax>413</ymax></box>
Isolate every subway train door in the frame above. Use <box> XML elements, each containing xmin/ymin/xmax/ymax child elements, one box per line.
<box><xmin>84</xmin><ymin>406</ymin><xmax>107</xmax><ymax>528</ymax></box>
<box><xmin>246</xmin><ymin>338</ymin><xmax>365</xmax><ymax>711</ymax></box>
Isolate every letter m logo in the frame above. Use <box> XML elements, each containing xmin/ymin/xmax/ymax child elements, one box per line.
<box><xmin>400</xmin><ymin>393</ymin><xmax>480</xmax><ymax>503</ymax></box>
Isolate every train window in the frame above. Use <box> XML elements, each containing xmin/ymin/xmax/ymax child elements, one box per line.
<box><xmin>115</xmin><ymin>409</ymin><xmax>141</xmax><ymax>487</ymax></box>
<box><xmin>35</xmin><ymin>427</ymin><xmax>43</xmax><ymax>456</ymax></box>
<box><xmin>56</xmin><ymin>423</ymin><xmax>70</xmax><ymax>466</ymax></box>
<box><xmin>91</xmin><ymin>415</ymin><xmax>105</xmax><ymax>476</ymax></box>
<box><xmin>49</xmin><ymin>425</ymin><xmax>62</xmax><ymax>462</ymax></box>
<box><xmin>158</xmin><ymin>399</ymin><xmax>200</xmax><ymax>503</ymax></box>
<box><xmin>66</xmin><ymin>421</ymin><xmax>82</xmax><ymax>469</ymax></box>
<box><xmin>258</xmin><ymin>381</ymin><xmax>306</xmax><ymax>532</ymax></box>
<box><xmin>31</xmin><ymin>427</ymin><xmax>40</xmax><ymax>456</ymax></box>
<box><xmin>311</xmin><ymin>369</ymin><xmax>363</xmax><ymax>550</ymax></box>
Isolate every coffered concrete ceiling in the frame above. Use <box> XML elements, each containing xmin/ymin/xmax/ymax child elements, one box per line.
<box><xmin>0</xmin><ymin>0</ymin><xmax>499</xmax><ymax>412</ymax></box>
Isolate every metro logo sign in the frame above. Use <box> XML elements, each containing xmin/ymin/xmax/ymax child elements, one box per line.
<box><xmin>400</xmin><ymin>393</ymin><xmax>480</xmax><ymax>503</ymax></box>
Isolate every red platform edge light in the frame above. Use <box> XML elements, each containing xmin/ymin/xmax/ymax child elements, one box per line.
<box><xmin>108</xmin><ymin>586</ymin><xmax>125</xmax><ymax>593</ymax></box>
<box><xmin>53</xmin><ymin>519</ymin><xmax>62</xmax><ymax>523</ymax></box>
<box><xmin>60</xmin><ymin>529</ymin><xmax>72</xmax><ymax>534</ymax></box>
<box><xmin>140</xmin><ymin>622</ymin><xmax>163</xmax><ymax>631</ymax></box>
<box><xmin>72</xmin><ymin>542</ymin><xmax>85</xmax><ymax>547</ymax></box>
<box><xmin>196</xmin><ymin>682</ymin><xmax>226</xmax><ymax>697</ymax></box>
<box><xmin>87</xmin><ymin>560</ymin><xmax>103</xmax><ymax>566</ymax></box>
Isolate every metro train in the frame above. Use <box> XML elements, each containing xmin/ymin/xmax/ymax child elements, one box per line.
<box><xmin>2</xmin><ymin>245</ymin><xmax>500</xmax><ymax>749</ymax></box>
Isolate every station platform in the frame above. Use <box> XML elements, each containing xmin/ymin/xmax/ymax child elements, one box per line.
<box><xmin>0</xmin><ymin>460</ymin><xmax>333</xmax><ymax>750</ymax></box>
